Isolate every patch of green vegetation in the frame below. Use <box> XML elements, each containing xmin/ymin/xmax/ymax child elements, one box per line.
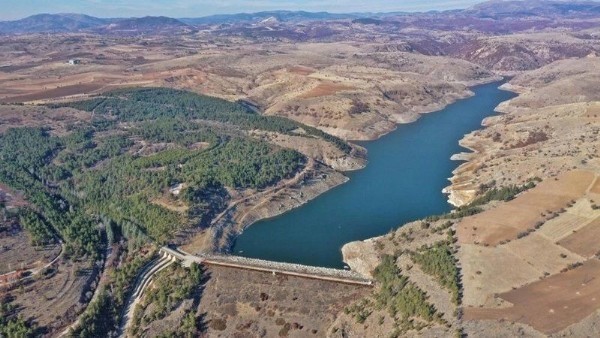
<box><xmin>426</xmin><ymin>181</ymin><xmax>538</xmax><ymax>222</ymax></box>
<box><xmin>74</xmin><ymin>136</ymin><xmax>303</xmax><ymax>241</ymax></box>
<box><xmin>18</xmin><ymin>209</ymin><xmax>55</xmax><ymax>246</ymax></box>
<box><xmin>70</xmin><ymin>289</ymin><xmax>115</xmax><ymax>338</ymax></box>
<box><xmin>132</xmin><ymin>262</ymin><xmax>203</xmax><ymax>332</ymax></box>
<box><xmin>50</xmin><ymin>87</ymin><xmax>351</xmax><ymax>154</ymax></box>
<box><xmin>131</xmin><ymin>118</ymin><xmax>219</xmax><ymax>147</ymax></box>
<box><xmin>155</xmin><ymin>311</ymin><xmax>199</xmax><ymax>338</ymax></box>
<box><xmin>344</xmin><ymin>298</ymin><xmax>373</xmax><ymax>323</ymax></box>
<box><xmin>344</xmin><ymin>255</ymin><xmax>444</xmax><ymax>335</ymax></box>
<box><xmin>411</xmin><ymin>240</ymin><xmax>460</xmax><ymax>304</ymax></box>
<box><xmin>471</xmin><ymin>181</ymin><xmax>537</xmax><ymax>205</ymax></box>
<box><xmin>0</xmin><ymin>296</ymin><xmax>38</xmax><ymax>338</ymax></box>
<box><xmin>1</xmin><ymin>88</ymin><xmax>331</xmax><ymax>246</ymax></box>
<box><xmin>0</xmin><ymin>128</ymin><xmax>101</xmax><ymax>258</ymax></box>
<box><xmin>71</xmin><ymin>249</ymin><xmax>155</xmax><ymax>337</ymax></box>
<box><xmin>56</xmin><ymin>132</ymin><xmax>134</xmax><ymax>172</ymax></box>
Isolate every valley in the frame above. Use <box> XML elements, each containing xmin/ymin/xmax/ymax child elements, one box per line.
<box><xmin>1</xmin><ymin>1</ymin><xmax>600</xmax><ymax>337</ymax></box>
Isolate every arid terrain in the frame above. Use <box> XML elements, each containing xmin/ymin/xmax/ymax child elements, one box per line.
<box><xmin>445</xmin><ymin>56</ymin><xmax>600</xmax><ymax>206</ymax></box>
<box><xmin>1</xmin><ymin>0</ymin><xmax>600</xmax><ymax>337</ymax></box>
<box><xmin>130</xmin><ymin>264</ymin><xmax>371</xmax><ymax>337</ymax></box>
<box><xmin>342</xmin><ymin>169</ymin><xmax>600</xmax><ymax>337</ymax></box>
<box><xmin>342</xmin><ymin>23</ymin><xmax>600</xmax><ymax>337</ymax></box>
<box><xmin>0</xmin><ymin>36</ymin><xmax>498</xmax><ymax>140</ymax></box>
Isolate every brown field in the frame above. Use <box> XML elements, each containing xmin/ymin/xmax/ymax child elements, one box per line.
<box><xmin>536</xmin><ymin>198</ymin><xmax>600</xmax><ymax>243</ymax></box>
<box><xmin>0</xmin><ymin>83</ymin><xmax>105</xmax><ymax>103</ymax></box>
<box><xmin>139</xmin><ymin>265</ymin><xmax>370</xmax><ymax>338</ymax></box>
<box><xmin>0</xmin><ymin>183</ymin><xmax>28</xmax><ymax>207</ymax></box>
<box><xmin>288</xmin><ymin>66</ymin><xmax>316</xmax><ymax>76</ymax></box>
<box><xmin>459</xmin><ymin>170</ymin><xmax>600</xmax><ymax>334</ymax></box>
<box><xmin>459</xmin><ymin>233</ymin><xmax>581</xmax><ymax>307</ymax></box>
<box><xmin>463</xmin><ymin>259</ymin><xmax>600</xmax><ymax>334</ymax></box>
<box><xmin>460</xmin><ymin>243</ymin><xmax>538</xmax><ymax>307</ymax></box>
<box><xmin>0</xmin><ymin>105</ymin><xmax>92</xmax><ymax>135</ymax></box>
<box><xmin>298</xmin><ymin>82</ymin><xmax>355</xmax><ymax>99</ymax></box>
<box><xmin>457</xmin><ymin>170</ymin><xmax>596</xmax><ymax>246</ymax></box>
<box><xmin>8</xmin><ymin>258</ymin><xmax>93</xmax><ymax>335</ymax></box>
<box><xmin>0</xmin><ymin>230</ymin><xmax>60</xmax><ymax>275</ymax></box>
<box><xmin>590</xmin><ymin>176</ymin><xmax>600</xmax><ymax>194</ymax></box>
<box><xmin>557</xmin><ymin>217</ymin><xmax>600</xmax><ymax>258</ymax></box>
<box><xmin>505</xmin><ymin>233</ymin><xmax>583</xmax><ymax>273</ymax></box>
<box><xmin>451</xmin><ymin>62</ymin><xmax>600</xmax><ymax>333</ymax></box>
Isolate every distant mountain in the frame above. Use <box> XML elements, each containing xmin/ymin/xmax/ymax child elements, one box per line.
<box><xmin>259</xmin><ymin>16</ymin><xmax>280</xmax><ymax>25</ymax></box>
<box><xmin>467</xmin><ymin>0</ymin><xmax>600</xmax><ymax>18</ymax></box>
<box><xmin>100</xmin><ymin>16</ymin><xmax>193</xmax><ymax>33</ymax></box>
<box><xmin>0</xmin><ymin>14</ymin><xmax>193</xmax><ymax>35</ymax></box>
<box><xmin>1</xmin><ymin>1</ymin><xmax>599</xmax><ymax>35</ymax></box>
<box><xmin>352</xmin><ymin>18</ymin><xmax>383</xmax><ymax>25</ymax></box>
<box><xmin>179</xmin><ymin>11</ymin><xmax>364</xmax><ymax>25</ymax></box>
<box><xmin>0</xmin><ymin>13</ymin><xmax>107</xmax><ymax>33</ymax></box>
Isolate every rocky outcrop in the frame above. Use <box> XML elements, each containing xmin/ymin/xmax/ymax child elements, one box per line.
<box><xmin>341</xmin><ymin>238</ymin><xmax>381</xmax><ymax>278</ymax></box>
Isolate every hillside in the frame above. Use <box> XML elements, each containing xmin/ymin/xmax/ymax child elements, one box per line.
<box><xmin>1</xmin><ymin>1</ymin><xmax>599</xmax><ymax>34</ymax></box>
<box><xmin>180</xmin><ymin>11</ymin><xmax>362</xmax><ymax>25</ymax></box>
<box><xmin>446</xmin><ymin>56</ymin><xmax>600</xmax><ymax>206</ymax></box>
<box><xmin>0</xmin><ymin>88</ymin><xmax>362</xmax><ymax>336</ymax></box>
<box><xmin>467</xmin><ymin>0</ymin><xmax>600</xmax><ymax>18</ymax></box>
<box><xmin>0</xmin><ymin>13</ymin><xmax>107</xmax><ymax>33</ymax></box>
<box><xmin>1</xmin><ymin>1</ymin><xmax>600</xmax><ymax>337</ymax></box>
<box><xmin>100</xmin><ymin>16</ymin><xmax>193</xmax><ymax>34</ymax></box>
<box><xmin>341</xmin><ymin>54</ymin><xmax>600</xmax><ymax>338</ymax></box>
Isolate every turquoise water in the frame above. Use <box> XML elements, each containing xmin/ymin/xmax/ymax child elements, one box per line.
<box><xmin>233</xmin><ymin>81</ymin><xmax>516</xmax><ymax>268</ymax></box>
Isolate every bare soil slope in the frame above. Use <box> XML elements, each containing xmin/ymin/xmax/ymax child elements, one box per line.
<box><xmin>446</xmin><ymin>57</ymin><xmax>600</xmax><ymax>206</ymax></box>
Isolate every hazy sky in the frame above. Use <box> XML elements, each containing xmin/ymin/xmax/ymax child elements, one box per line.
<box><xmin>0</xmin><ymin>0</ymin><xmax>485</xmax><ymax>20</ymax></box>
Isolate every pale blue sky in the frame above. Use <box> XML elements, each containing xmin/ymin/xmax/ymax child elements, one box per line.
<box><xmin>0</xmin><ymin>0</ymin><xmax>485</xmax><ymax>20</ymax></box>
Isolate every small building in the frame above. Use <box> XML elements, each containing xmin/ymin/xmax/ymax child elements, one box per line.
<box><xmin>68</xmin><ymin>59</ymin><xmax>81</xmax><ymax>65</ymax></box>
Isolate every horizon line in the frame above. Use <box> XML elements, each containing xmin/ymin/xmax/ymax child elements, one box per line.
<box><xmin>2</xmin><ymin>9</ymin><xmax>458</xmax><ymax>22</ymax></box>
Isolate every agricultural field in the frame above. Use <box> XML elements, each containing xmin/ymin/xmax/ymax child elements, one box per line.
<box><xmin>557</xmin><ymin>217</ymin><xmax>600</xmax><ymax>258</ymax></box>
<box><xmin>464</xmin><ymin>260</ymin><xmax>600</xmax><ymax>335</ymax></box>
<box><xmin>456</xmin><ymin>170</ymin><xmax>596</xmax><ymax>246</ymax></box>
<box><xmin>459</xmin><ymin>170</ymin><xmax>600</xmax><ymax>334</ymax></box>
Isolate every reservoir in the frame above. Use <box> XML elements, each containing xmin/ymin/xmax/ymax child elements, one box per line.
<box><xmin>233</xmin><ymin>81</ymin><xmax>517</xmax><ymax>268</ymax></box>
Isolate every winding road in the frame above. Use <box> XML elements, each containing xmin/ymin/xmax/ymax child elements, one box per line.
<box><xmin>117</xmin><ymin>253</ymin><xmax>174</xmax><ymax>337</ymax></box>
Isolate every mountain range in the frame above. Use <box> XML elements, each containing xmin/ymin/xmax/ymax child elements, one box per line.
<box><xmin>0</xmin><ymin>0</ymin><xmax>598</xmax><ymax>34</ymax></box>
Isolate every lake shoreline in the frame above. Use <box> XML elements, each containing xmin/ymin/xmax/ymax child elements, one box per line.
<box><xmin>443</xmin><ymin>81</ymin><xmax>521</xmax><ymax>207</ymax></box>
<box><xmin>221</xmin><ymin>77</ymin><xmax>514</xmax><ymax>268</ymax></box>
<box><xmin>182</xmin><ymin>77</ymin><xmax>502</xmax><ymax>256</ymax></box>
<box><xmin>343</xmin><ymin>76</ymin><xmax>504</xmax><ymax>143</ymax></box>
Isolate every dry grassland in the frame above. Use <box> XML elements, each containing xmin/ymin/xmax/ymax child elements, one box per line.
<box><xmin>0</xmin><ymin>36</ymin><xmax>496</xmax><ymax>140</ymax></box>
<box><xmin>298</xmin><ymin>82</ymin><xmax>355</xmax><ymax>99</ymax></box>
<box><xmin>460</xmin><ymin>170</ymin><xmax>600</xmax><ymax>334</ymax></box>
<box><xmin>8</xmin><ymin>259</ymin><xmax>93</xmax><ymax>335</ymax></box>
<box><xmin>194</xmin><ymin>265</ymin><xmax>370</xmax><ymax>338</ymax></box>
<box><xmin>557</xmin><ymin>217</ymin><xmax>600</xmax><ymax>258</ymax></box>
<box><xmin>457</xmin><ymin>170</ymin><xmax>595</xmax><ymax>246</ymax></box>
<box><xmin>464</xmin><ymin>259</ymin><xmax>600</xmax><ymax>334</ymax></box>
